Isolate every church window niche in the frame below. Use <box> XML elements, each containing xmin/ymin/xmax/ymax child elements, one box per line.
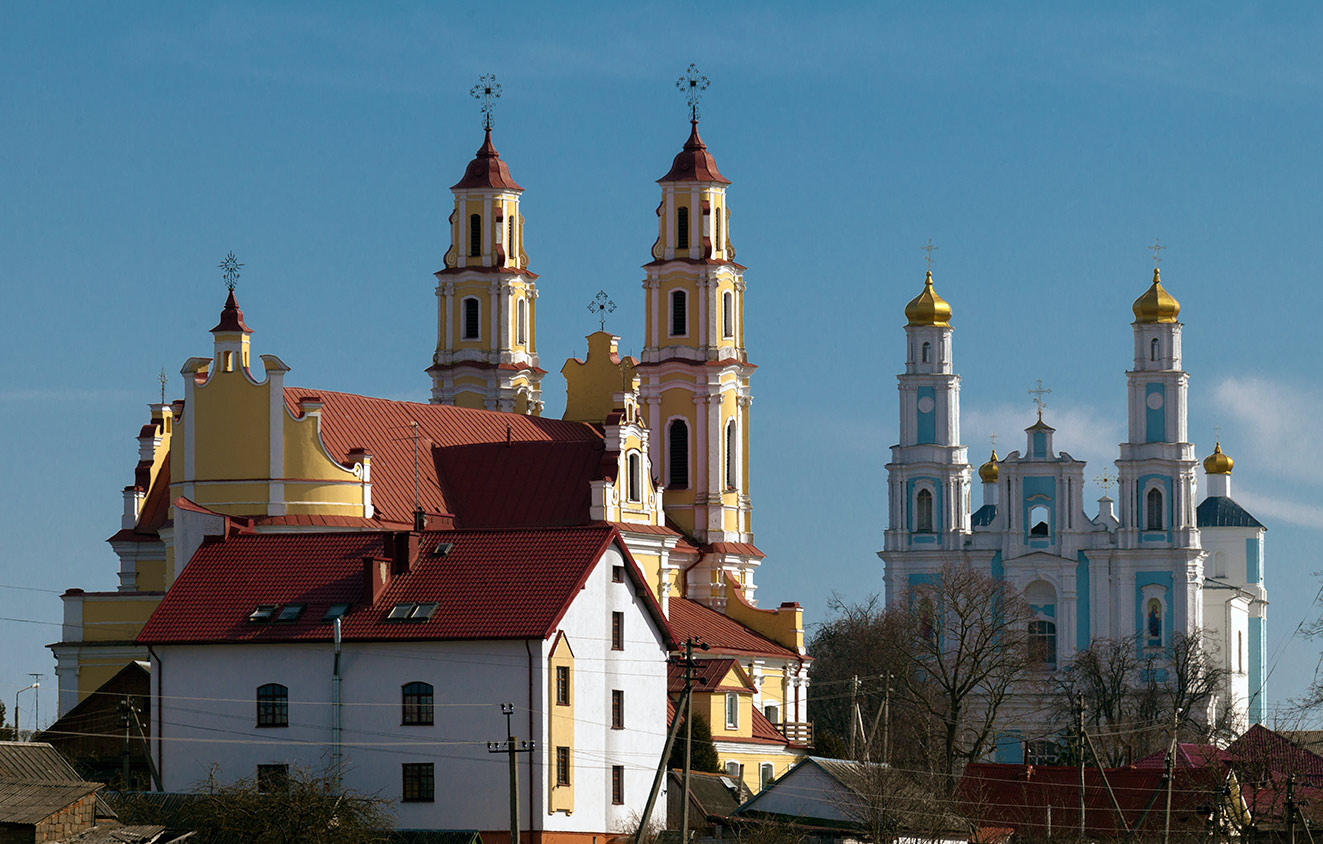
<box><xmin>1145</xmin><ymin>597</ymin><xmax>1164</xmax><ymax>648</ymax></box>
<box><xmin>1151</xmin><ymin>337</ymin><xmax>1160</xmax><ymax>361</ymax></box>
<box><xmin>516</xmin><ymin>298</ymin><xmax>526</xmax><ymax>345</ymax></box>
<box><xmin>1146</xmin><ymin>487</ymin><xmax>1164</xmax><ymax>530</ymax></box>
<box><xmin>677</xmin><ymin>206</ymin><xmax>689</xmax><ymax>250</ymax></box>
<box><xmin>921</xmin><ymin>342</ymin><xmax>931</xmax><ymax>364</ymax></box>
<box><xmin>626</xmin><ymin>452</ymin><xmax>641</xmax><ymax>502</ymax></box>
<box><xmin>222</xmin><ymin>350</ymin><xmax>234</xmax><ymax>372</ymax></box>
<box><xmin>462</xmin><ymin>297</ymin><xmax>481</xmax><ymax>341</ymax></box>
<box><xmin>915</xmin><ymin>488</ymin><xmax>934</xmax><ymax>532</ymax></box>
<box><xmin>469</xmin><ymin>214</ymin><xmax>481</xmax><ymax>257</ymax></box>
<box><xmin>1213</xmin><ymin>551</ymin><xmax>1228</xmax><ymax>578</ymax></box>
<box><xmin>670</xmin><ymin>290</ymin><xmax>687</xmax><ymax>337</ymax></box>
<box><xmin>667</xmin><ymin>419</ymin><xmax>689</xmax><ymax>489</ymax></box>
<box><xmin>1029</xmin><ymin>504</ymin><xmax>1050</xmax><ymax>537</ymax></box>
<box><xmin>725</xmin><ymin>420</ymin><xmax>737</xmax><ymax>490</ymax></box>
<box><xmin>722</xmin><ymin>291</ymin><xmax>734</xmax><ymax>338</ymax></box>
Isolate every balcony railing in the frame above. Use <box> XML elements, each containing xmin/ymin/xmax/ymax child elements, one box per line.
<box><xmin>777</xmin><ymin>721</ymin><xmax>814</xmax><ymax>746</ymax></box>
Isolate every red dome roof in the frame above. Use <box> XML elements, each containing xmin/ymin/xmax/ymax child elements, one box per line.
<box><xmin>210</xmin><ymin>289</ymin><xmax>253</xmax><ymax>335</ymax></box>
<box><xmin>451</xmin><ymin>129</ymin><xmax>523</xmax><ymax>191</ymax></box>
<box><xmin>658</xmin><ymin>121</ymin><xmax>729</xmax><ymax>184</ymax></box>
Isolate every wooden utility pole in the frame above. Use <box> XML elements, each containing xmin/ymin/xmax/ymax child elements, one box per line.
<box><xmin>848</xmin><ymin>674</ymin><xmax>860</xmax><ymax>759</ymax></box>
<box><xmin>1164</xmin><ymin>708</ymin><xmax>1182</xmax><ymax>844</ymax></box>
<box><xmin>487</xmin><ymin>702</ymin><xmax>534</xmax><ymax>844</ymax></box>
<box><xmin>1077</xmin><ymin>692</ymin><xmax>1087</xmax><ymax>842</ymax></box>
<box><xmin>1287</xmin><ymin>773</ymin><xmax>1298</xmax><ymax>844</ymax></box>
<box><xmin>635</xmin><ymin>637</ymin><xmax>707</xmax><ymax>844</ymax></box>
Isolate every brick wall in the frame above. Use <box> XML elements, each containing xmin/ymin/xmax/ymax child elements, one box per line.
<box><xmin>33</xmin><ymin>793</ymin><xmax>96</xmax><ymax>843</ymax></box>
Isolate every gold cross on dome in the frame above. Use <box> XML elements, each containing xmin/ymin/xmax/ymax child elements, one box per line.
<box><xmin>1028</xmin><ymin>379</ymin><xmax>1051</xmax><ymax>419</ymax></box>
<box><xmin>921</xmin><ymin>239</ymin><xmax>938</xmax><ymax>271</ymax></box>
<box><xmin>587</xmin><ymin>290</ymin><xmax>616</xmax><ymax>331</ymax></box>
<box><xmin>1149</xmin><ymin>237</ymin><xmax>1166</xmax><ymax>267</ymax></box>
<box><xmin>676</xmin><ymin>63</ymin><xmax>710</xmax><ymax>122</ymax></box>
<box><xmin>470</xmin><ymin>74</ymin><xmax>501</xmax><ymax>131</ymax></box>
<box><xmin>1095</xmin><ymin>468</ymin><xmax>1116</xmax><ymax>496</ymax></box>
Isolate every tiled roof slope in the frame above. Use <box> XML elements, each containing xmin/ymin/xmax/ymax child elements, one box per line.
<box><xmin>668</xmin><ymin>599</ymin><xmax>798</xmax><ymax>659</ymax></box>
<box><xmin>284</xmin><ymin>388</ymin><xmax>603</xmax><ymax>527</ymax></box>
<box><xmin>1197</xmin><ymin>496</ymin><xmax>1265</xmax><ymax>528</ymax></box>
<box><xmin>138</xmin><ymin>526</ymin><xmax>671</xmax><ymax>646</ymax></box>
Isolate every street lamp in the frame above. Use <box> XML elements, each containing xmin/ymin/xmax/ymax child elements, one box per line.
<box><xmin>14</xmin><ymin>683</ymin><xmax>38</xmax><ymax>742</ymax></box>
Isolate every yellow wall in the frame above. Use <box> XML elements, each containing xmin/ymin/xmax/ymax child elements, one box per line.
<box><xmin>548</xmin><ymin>635</ymin><xmax>575</xmax><ymax>815</ymax></box>
<box><xmin>191</xmin><ymin>369</ymin><xmax>269</xmax><ymax>480</ymax></box>
<box><xmin>79</xmin><ymin>597</ymin><xmax>160</xmax><ymax>643</ymax></box>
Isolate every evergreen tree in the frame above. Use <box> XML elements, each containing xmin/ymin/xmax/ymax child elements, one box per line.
<box><xmin>668</xmin><ymin>708</ymin><xmax>721</xmax><ymax>773</ymax></box>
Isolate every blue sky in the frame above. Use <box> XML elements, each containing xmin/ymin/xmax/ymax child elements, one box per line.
<box><xmin>2</xmin><ymin>3</ymin><xmax>1322</xmax><ymax>729</ymax></box>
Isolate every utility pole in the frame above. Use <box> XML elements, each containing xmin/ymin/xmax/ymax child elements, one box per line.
<box><xmin>680</xmin><ymin>638</ymin><xmax>708</xmax><ymax>843</ymax></box>
<box><xmin>848</xmin><ymin>674</ymin><xmax>860</xmax><ymax>760</ymax></box>
<box><xmin>1077</xmin><ymin>692</ymin><xmax>1087</xmax><ymax>842</ymax></box>
<box><xmin>1287</xmin><ymin>773</ymin><xmax>1298</xmax><ymax>844</ymax></box>
<box><xmin>1164</xmin><ymin>708</ymin><xmax>1183</xmax><ymax>844</ymax></box>
<box><xmin>883</xmin><ymin>673</ymin><xmax>892</xmax><ymax>766</ymax></box>
<box><xmin>487</xmin><ymin>702</ymin><xmax>534</xmax><ymax>844</ymax></box>
<box><xmin>118</xmin><ymin>696</ymin><xmax>133</xmax><ymax>787</ymax></box>
<box><xmin>14</xmin><ymin>683</ymin><xmax>37</xmax><ymax>742</ymax></box>
<box><xmin>28</xmin><ymin>674</ymin><xmax>41</xmax><ymax>735</ymax></box>
<box><xmin>635</xmin><ymin>637</ymin><xmax>706</xmax><ymax>844</ymax></box>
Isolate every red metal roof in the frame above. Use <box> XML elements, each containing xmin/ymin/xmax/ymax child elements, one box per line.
<box><xmin>658</xmin><ymin>121</ymin><xmax>729</xmax><ymax>184</ymax></box>
<box><xmin>667</xmin><ymin>599</ymin><xmax>797</xmax><ymax>659</ymax></box>
<box><xmin>138</xmin><ymin>525</ymin><xmax>672</xmax><ymax>646</ymax></box>
<box><xmin>451</xmin><ymin>129</ymin><xmax>523</xmax><ymax>191</ymax></box>
<box><xmin>209</xmin><ymin>290</ymin><xmax>253</xmax><ymax>334</ymax></box>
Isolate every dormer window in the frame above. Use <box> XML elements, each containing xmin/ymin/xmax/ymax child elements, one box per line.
<box><xmin>469</xmin><ymin>214</ymin><xmax>481</xmax><ymax>257</ymax></box>
<box><xmin>677</xmin><ymin>206</ymin><xmax>689</xmax><ymax>250</ymax></box>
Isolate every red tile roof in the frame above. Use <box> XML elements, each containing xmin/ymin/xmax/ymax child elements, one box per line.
<box><xmin>107</xmin><ymin>453</ymin><xmax>172</xmax><ymax>544</ymax></box>
<box><xmin>666</xmin><ymin>658</ymin><xmax>754</xmax><ymax>694</ymax></box>
<box><xmin>210</xmin><ymin>290</ymin><xmax>253</xmax><ymax>334</ymax></box>
<box><xmin>658</xmin><ymin>121</ymin><xmax>729</xmax><ymax>185</ymax></box>
<box><xmin>137</xmin><ymin>525</ymin><xmax>672</xmax><ymax>646</ymax></box>
<box><xmin>706</xmin><ymin>541</ymin><xmax>764</xmax><ymax>559</ymax></box>
<box><xmin>451</xmin><ymin>129</ymin><xmax>523</xmax><ymax>191</ymax></box>
<box><xmin>667</xmin><ymin>599</ymin><xmax>797</xmax><ymax>659</ymax></box>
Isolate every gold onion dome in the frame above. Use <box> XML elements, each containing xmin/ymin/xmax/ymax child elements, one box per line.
<box><xmin>1203</xmin><ymin>442</ymin><xmax>1234</xmax><ymax>475</ymax></box>
<box><xmin>979</xmin><ymin>450</ymin><xmax>1000</xmax><ymax>483</ymax></box>
<box><xmin>905</xmin><ymin>271</ymin><xmax>952</xmax><ymax>327</ymax></box>
<box><xmin>1132</xmin><ymin>268</ymin><xmax>1181</xmax><ymax>323</ymax></box>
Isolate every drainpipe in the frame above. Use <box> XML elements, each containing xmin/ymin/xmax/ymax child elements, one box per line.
<box><xmin>147</xmin><ymin>645</ymin><xmax>163</xmax><ymax>786</ymax></box>
<box><xmin>332</xmin><ymin>618</ymin><xmax>343</xmax><ymax>790</ymax></box>
<box><xmin>526</xmin><ymin>638</ymin><xmax>535</xmax><ymax>842</ymax></box>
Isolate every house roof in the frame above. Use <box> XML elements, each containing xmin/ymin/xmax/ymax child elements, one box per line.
<box><xmin>667</xmin><ymin>658</ymin><xmax>755</xmax><ymax>694</ymax></box>
<box><xmin>137</xmin><ymin>525</ymin><xmax>673</xmax><ymax>647</ymax></box>
<box><xmin>1197</xmin><ymin>496</ymin><xmax>1264</xmax><ymax>528</ymax></box>
<box><xmin>668</xmin><ymin>770</ymin><xmax>745</xmax><ymax>818</ymax></box>
<box><xmin>0</xmin><ymin>778</ymin><xmax>101</xmax><ymax>824</ymax></box>
<box><xmin>667</xmin><ymin>598</ymin><xmax>798</xmax><ymax>659</ymax></box>
<box><xmin>1132</xmin><ymin>742</ymin><xmax>1233</xmax><ymax>770</ymax></box>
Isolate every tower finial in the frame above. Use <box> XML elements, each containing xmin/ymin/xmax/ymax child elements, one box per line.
<box><xmin>1095</xmin><ymin>467</ymin><xmax>1116</xmax><ymax>496</ymax></box>
<box><xmin>922</xmin><ymin>238</ymin><xmax>938</xmax><ymax>272</ymax></box>
<box><xmin>1028</xmin><ymin>379</ymin><xmax>1051</xmax><ymax>420</ymax></box>
<box><xmin>470</xmin><ymin>73</ymin><xmax>502</xmax><ymax>131</ymax></box>
<box><xmin>218</xmin><ymin>251</ymin><xmax>243</xmax><ymax>292</ymax></box>
<box><xmin>587</xmin><ymin>290</ymin><xmax>617</xmax><ymax>332</ymax></box>
<box><xmin>1148</xmin><ymin>236</ymin><xmax>1166</xmax><ymax>267</ymax></box>
<box><xmin>158</xmin><ymin>368</ymin><xmax>168</xmax><ymax>404</ymax></box>
<box><xmin>676</xmin><ymin>63</ymin><xmax>709</xmax><ymax>123</ymax></box>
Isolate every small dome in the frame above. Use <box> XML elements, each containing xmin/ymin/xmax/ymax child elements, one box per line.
<box><xmin>451</xmin><ymin>129</ymin><xmax>523</xmax><ymax>192</ymax></box>
<box><xmin>1132</xmin><ymin>268</ymin><xmax>1180</xmax><ymax>323</ymax></box>
<box><xmin>658</xmin><ymin>120</ymin><xmax>729</xmax><ymax>184</ymax></box>
<box><xmin>1203</xmin><ymin>442</ymin><xmax>1234</xmax><ymax>475</ymax></box>
<box><xmin>210</xmin><ymin>289</ymin><xmax>253</xmax><ymax>335</ymax></box>
<box><xmin>905</xmin><ymin>271</ymin><xmax>952</xmax><ymax>327</ymax></box>
<box><xmin>979</xmin><ymin>450</ymin><xmax>1000</xmax><ymax>483</ymax></box>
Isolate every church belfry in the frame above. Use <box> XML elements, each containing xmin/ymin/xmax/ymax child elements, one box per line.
<box><xmin>428</xmin><ymin>76</ymin><xmax>544</xmax><ymax>415</ymax></box>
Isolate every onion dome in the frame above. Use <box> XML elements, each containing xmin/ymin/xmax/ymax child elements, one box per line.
<box><xmin>210</xmin><ymin>290</ymin><xmax>253</xmax><ymax>334</ymax></box>
<box><xmin>905</xmin><ymin>271</ymin><xmax>953</xmax><ymax>327</ymax></box>
<box><xmin>658</xmin><ymin>121</ymin><xmax>729</xmax><ymax>184</ymax></box>
<box><xmin>451</xmin><ymin>129</ymin><xmax>523</xmax><ymax>191</ymax></box>
<box><xmin>1203</xmin><ymin>442</ymin><xmax>1234</xmax><ymax>475</ymax></box>
<box><xmin>979</xmin><ymin>450</ymin><xmax>1000</xmax><ymax>483</ymax></box>
<box><xmin>1132</xmin><ymin>268</ymin><xmax>1180</xmax><ymax>323</ymax></box>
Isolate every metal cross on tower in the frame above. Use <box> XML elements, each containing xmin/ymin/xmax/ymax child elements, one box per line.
<box><xmin>158</xmin><ymin>369</ymin><xmax>167</xmax><ymax>404</ymax></box>
<box><xmin>1028</xmin><ymin>379</ymin><xmax>1051</xmax><ymax>420</ymax></box>
<box><xmin>471</xmin><ymin>74</ymin><xmax>501</xmax><ymax>131</ymax></box>
<box><xmin>1149</xmin><ymin>237</ymin><xmax>1166</xmax><ymax>266</ymax></box>
<box><xmin>587</xmin><ymin>290</ymin><xmax>616</xmax><ymax>331</ymax></box>
<box><xmin>1095</xmin><ymin>468</ymin><xmax>1116</xmax><ymax>496</ymax></box>
<box><xmin>676</xmin><ymin>63</ymin><xmax>709</xmax><ymax>122</ymax></box>
<box><xmin>922</xmin><ymin>238</ymin><xmax>939</xmax><ymax>271</ymax></box>
<box><xmin>218</xmin><ymin>251</ymin><xmax>243</xmax><ymax>291</ymax></box>
<box><xmin>990</xmin><ymin>432</ymin><xmax>998</xmax><ymax>452</ymax></box>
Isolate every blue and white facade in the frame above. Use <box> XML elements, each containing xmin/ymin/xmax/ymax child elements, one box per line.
<box><xmin>880</xmin><ymin>269</ymin><xmax>1268</xmax><ymax>756</ymax></box>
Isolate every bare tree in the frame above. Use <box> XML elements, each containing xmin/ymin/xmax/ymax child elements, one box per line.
<box><xmin>830</xmin><ymin>761</ymin><xmax>962</xmax><ymax>844</ymax></box>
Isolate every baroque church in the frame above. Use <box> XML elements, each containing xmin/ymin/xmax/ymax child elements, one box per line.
<box><xmin>52</xmin><ymin>93</ymin><xmax>813</xmax><ymax>827</ymax></box>
<box><xmin>880</xmin><ymin>268</ymin><xmax>1268</xmax><ymax>760</ymax></box>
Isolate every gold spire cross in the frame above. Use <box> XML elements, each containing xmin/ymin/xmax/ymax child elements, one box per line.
<box><xmin>158</xmin><ymin>368</ymin><xmax>167</xmax><ymax>404</ymax></box>
<box><xmin>1095</xmin><ymin>468</ymin><xmax>1116</xmax><ymax>496</ymax></box>
<box><xmin>1028</xmin><ymin>379</ymin><xmax>1051</xmax><ymax>419</ymax></box>
<box><xmin>218</xmin><ymin>251</ymin><xmax>243</xmax><ymax>291</ymax></box>
<box><xmin>1149</xmin><ymin>237</ymin><xmax>1166</xmax><ymax>267</ymax></box>
<box><xmin>676</xmin><ymin>63</ymin><xmax>709</xmax><ymax>122</ymax></box>
<box><xmin>470</xmin><ymin>74</ymin><xmax>501</xmax><ymax>131</ymax></box>
<box><xmin>587</xmin><ymin>290</ymin><xmax>616</xmax><ymax>331</ymax></box>
<box><xmin>922</xmin><ymin>239</ymin><xmax>938</xmax><ymax>271</ymax></box>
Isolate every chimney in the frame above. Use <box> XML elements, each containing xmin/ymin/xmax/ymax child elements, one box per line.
<box><xmin>389</xmin><ymin>531</ymin><xmax>421</xmax><ymax>575</ymax></box>
<box><xmin>363</xmin><ymin>555</ymin><xmax>390</xmax><ymax>604</ymax></box>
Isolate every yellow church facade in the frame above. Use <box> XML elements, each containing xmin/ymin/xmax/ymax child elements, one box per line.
<box><xmin>54</xmin><ymin>112</ymin><xmax>811</xmax><ymax>796</ymax></box>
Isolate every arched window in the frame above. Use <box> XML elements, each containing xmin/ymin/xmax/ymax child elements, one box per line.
<box><xmin>402</xmin><ymin>681</ymin><xmax>434</xmax><ymax>725</ymax></box>
<box><xmin>1029</xmin><ymin>619</ymin><xmax>1057</xmax><ymax>668</ymax></box>
<box><xmin>627</xmin><ymin>453</ymin><xmax>641</xmax><ymax>502</ymax></box>
<box><xmin>916</xmin><ymin>488</ymin><xmax>934</xmax><ymax>532</ymax></box>
<box><xmin>725</xmin><ymin>420</ymin><xmax>737</xmax><ymax>490</ymax></box>
<box><xmin>1146</xmin><ymin>487</ymin><xmax>1164</xmax><ymax>530</ymax></box>
<box><xmin>921</xmin><ymin>342</ymin><xmax>930</xmax><ymax>363</ymax></box>
<box><xmin>670</xmin><ymin>290</ymin><xmax>686</xmax><ymax>336</ymax></box>
<box><xmin>668</xmin><ymin>419</ymin><xmax>689</xmax><ymax>489</ymax></box>
<box><xmin>1029</xmin><ymin>504</ymin><xmax>1050</xmax><ymax>537</ymax></box>
<box><xmin>760</xmin><ymin>762</ymin><xmax>775</xmax><ymax>790</ymax></box>
<box><xmin>722</xmin><ymin>291</ymin><xmax>734</xmax><ymax>338</ymax></box>
<box><xmin>725</xmin><ymin>760</ymin><xmax>741</xmax><ymax>778</ymax></box>
<box><xmin>1151</xmin><ymin>337</ymin><xmax>1160</xmax><ymax>361</ymax></box>
<box><xmin>715</xmin><ymin>210</ymin><xmax>722</xmax><ymax>252</ymax></box>
<box><xmin>256</xmin><ymin>683</ymin><xmax>288</xmax><ymax>727</ymax></box>
<box><xmin>516</xmin><ymin>298</ymin><xmax>526</xmax><ymax>345</ymax></box>
<box><xmin>469</xmin><ymin>214</ymin><xmax>481</xmax><ymax>257</ymax></box>
<box><xmin>677</xmin><ymin>206</ymin><xmax>689</xmax><ymax>250</ymax></box>
<box><xmin>463</xmin><ymin>297</ymin><xmax>481</xmax><ymax>341</ymax></box>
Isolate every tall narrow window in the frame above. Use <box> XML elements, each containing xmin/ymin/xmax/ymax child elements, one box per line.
<box><xmin>668</xmin><ymin>420</ymin><xmax>689</xmax><ymax>489</ymax></box>
<box><xmin>725</xmin><ymin>421</ymin><xmax>737</xmax><ymax>490</ymax></box>
<box><xmin>921</xmin><ymin>342</ymin><xmax>930</xmax><ymax>363</ymax></box>
<box><xmin>402</xmin><ymin>763</ymin><xmax>435</xmax><ymax>802</ymax></box>
<box><xmin>1029</xmin><ymin>620</ymin><xmax>1057</xmax><ymax>668</ymax></box>
<box><xmin>611</xmin><ymin>611</ymin><xmax>624</xmax><ymax>650</ymax></box>
<box><xmin>555</xmin><ymin>666</ymin><xmax>571</xmax><ymax>706</ymax></box>
<box><xmin>722</xmin><ymin>291</ymin><xmax>734</xmax><ymax>338</ymax></box>
<box><xmin>463</xmin><ymin>298</ymin><xmax>480</xmax><ymax>340</ymax></box>
<box><xmin>611</xmin><ymin>765</ymin><xmax>625</xmax><ymax>804</ymax></box>
<box><xmin>677</xmin><ymin>206</ymin><xmax>689</xmax><ymax>250</ymax></box>
<box><xmin>725</xmin><ymin>692</ymin><xmax>739</xmax><ymax>729</ymax></box>
<box><xmin>256</xmin><ymin>684</ymin><xmax>288</xmax><ymax>728</ymax></box>
<box><xmin>402</xmin><ymin>681</ymin><xmax>434</xmax><ymax>725</ymax></box>
<box><xmin>627</xmin><ymin>453</ymin><xmax>641</xmax><ymax>502</ymax></box>
<box><xmin>763</xmin><ymin>703</ymin><xmax>780</xmax><ymax>725</ymax></box>
<box><xmin>670</xmin><ymin>290</ymin><xmax>686</xmax><ymax>336</ymax></box>
<box><xmin>715</xmin><ymin>210</ymin><xmax>722</xmax><ymax>251</ymax></box>
<box><xmin>1151</xmin><ymin>337</ymin><xmax>1160</xmax><ymax>361</ymax></box>
<box><xmin>611</xmin><ymin>689</ymin><xmax>624</xmax><ymax>729</ymax></box>
<box><xmin>916</xmin><ymin>488</ymin><xmax>934</xmax><ymax>532</ymax></box>
<box><xmin>507</xmin><ymin>217</ymin><xmax>514</xmax><ymax>254</ymax></box>
<box><xmin>469</xmin><ymin>214</ymin><xmax>481</xmax><ymax>257</ymax></box>
<box><xmin>760</xmin><ymin>763</ymin><xmax>774</xmax><ymax>790</ymax></box>
<box><xmin>516</xmin><ymin>298</ymin><xmax>527</xmax><ymax>345</ymax></box>
<box><xmin>1146</xmin><ymin>488</ymin><xmax>1164</xmax><ymax>530</ymax></box>
<box><xmin>556</xmin><ymin>747</ymin><xmax>571</xmax><ymax>786</ymax></box>
<box><xmin>1238</xmin><ymin>631</ymin><xmax>1244</xmax><ymax>673</ymax></box>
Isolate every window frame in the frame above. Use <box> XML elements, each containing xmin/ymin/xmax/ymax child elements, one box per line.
<box><xmin>469</xmin><ymin>214</ymin><xmax>481</xmax><ymax>258</ymax></box>
<box><xmin>722</xmin><ymin>291</ymin><xmax>734</xmax><ymax>338</ymax></box>
<box><xmin>611</xmin><ymin>764</ymin><xmax>625</xmax><ymax>805</ymax></box>
<box><xmin>556</xmin><ymin>746</ymin><xmax>571</xmax><ymax>786</ymax></box>
<box><xmin>763</xmin><ymin>703</ymin><xmax>780</xmax><ymax>725</ymax></box>
<box><xmin>626</xmin><ymin>451</ymin><xmax>642</xmax><ymax>502</ymax></box>
<box><xmin>1028</xmin><ymin>619</ymin><xmax>1058</xmax><ymax>669</ymax></box>
<box><xmin>402</xmin><ymin>681</ymin><xmax>435</xmax><ymax>726</ymax></box>
<box><xmin>725</xmin><ymin>419</ymin><xmax>738</xmax><ymax>490</ymax></box>
<box><xmin>256</xmin><ymin>683</ymin><xmax>289</xmax><ymax>728</ymax></box>
<box><xmin>667</xmin><ymin>418</ymin><xmax>689</xmax><ymax>489</ymax></box>
<box><xmin>461</xmin><ymin>296</ymin><xmax>481</xmax><ymax>341</ymax></box>
<box><xmin>611</xmin><ymin>689</ymin><xmax>625</xmax><ymax>730</ymax></box>
<box><xmin>611</xmin><ymin>611</ymin><xmax>624</xmax><ymax>651</ymax></box>
<box><xmin>916</xmin><ymin>488</ymin><xmax>935</xmax><ymax>533</ymax></box>
<box><xmin>725</xmin><ymin>692</ymin><xmax>739</xmax><ymax>730</ymax></box>
<box><xmin>402</xmin><ymin>762</ymin><xmax>435</xmax><ymax>803</ymax></box>
<box><xmin>1146</xmin><ymin>486</ymin><xmax>1164</xmax><ymax>531</ymax></box>
<box><xmin>676</xmin><ymin>206</ymin><xmax>689</xmax><ymax>250</ymax></box>
<box><xmin>760</xmin><ymin>762</ymin><xmax>775</xmax><ymax>790</ymax></box>
<box><xmin>669</xmin><ymin>289</ymin><xmax>687</xmax><ymax>337</ymax></box>
<box><xmin>516</xmin><ymin>297</ymin><xmax>527</xmax><ymax>345</ymax></box>
<box><xmin>555</xmin><ymin>665</ymin><xmax>571</xmax><ymax>706</ymax></box>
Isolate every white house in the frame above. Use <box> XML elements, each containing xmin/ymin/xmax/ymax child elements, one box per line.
<box><xmin>137</xmin><ymin>523</ymin><xmax>673</xmax><ymax>839</ymax></box>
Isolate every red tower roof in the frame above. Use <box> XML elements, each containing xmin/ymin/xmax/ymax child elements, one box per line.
<box><xmin>658</xmin><ymin>121</ymin><xmax>729</xmax><ymax>184</ymax></box>
<box><xmin>451</xmin><ymin>129</ymin><xmax>523</xmax><ymax>191</ymax></box>
<box><xmin>209</xmin><ymin>290</ymin><xmax>253</xmax><ymax>335</ymax></box>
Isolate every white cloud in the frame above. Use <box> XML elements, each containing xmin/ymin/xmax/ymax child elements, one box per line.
<box><xmin>1212</xmin><ymin>376</ymin><xmax>1323</xmax><ymax>486</ymax></box>
<box><xmin>963</xmin><ymin>401</ymin><xmax>1125</xmax><ymax>480</ymax></box>
<box><xmin>1233</xmin><ymin>488</ymin><xmax>1323</xmax><ymax>530</ymax></box>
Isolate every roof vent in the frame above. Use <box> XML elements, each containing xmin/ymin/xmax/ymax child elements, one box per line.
<box><xmin>431</xmin><ymin>542</ymin><xmax>454</xmax><ymax>558</ymax></box>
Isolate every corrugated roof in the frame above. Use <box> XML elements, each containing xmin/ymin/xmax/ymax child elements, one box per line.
<box><xmin>667</xmin><ymin>599</ymin><xmax>797</xmax><ymax>659</ymax></box>
<box><xmin>0</xmin><ymin>742</ymin><xmax>116</xmax><ymax>820</ymax></box>
<box><xmin>1197</xmin><ymin>496</ymin><xmax>1264</xmax><ymax>528</ymax></box>
<box><xmin>0</xmin><ymin>777</ymin><xmax>100</xmax><ymax>824</ymax></box>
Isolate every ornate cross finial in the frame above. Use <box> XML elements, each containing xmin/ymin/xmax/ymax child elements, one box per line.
<box><xmin>218</xmin><ymin>251</ymin><xmax>243</xmax><ymax>291</ymax></box>
<box><xmin>1028</xmin><ymin>379</ymin><xmax>1051</xmax><ymax>419</ymax></box>
<box><xmin>990</xmin><ymin>432</ymin><xmax>998</xmax><ymax>452</ymax></box>
<box><xmin>1149</xmin><ymin>237</ymin><xmax>1166</xmax><ymax>267</ymax></box>
<box><xmin>158</xmin><ymin>368</ymin><xmax>168</xmax><ymax>404</ymax></box>
<box><xmin>1095</xmin><ymin>468</ymin><xmax>1116</xmax><ymax>496</ymax></box>
<box><xmin>922</xmin><ymin>238</ymin><xmax>939</xmax><ymax>271</ymax></box>
<box><xmin>1214</xmin><ymin>424</ymin><xmax>1222</xmax><ymax>443</ymax></box>
<box><xmin>470</xmin><ymin>74</ymin><xmax>502</xmax><ymax>131</ymax></box>
<box><xmin>587</xmin><ymin>290</ymin><xmax>616</xmax><ymax>331</ymax></box>
<box><xmin>676</xmin><ymin>63</ymin><xmax>709</xmax><ymax>122</ymax></box>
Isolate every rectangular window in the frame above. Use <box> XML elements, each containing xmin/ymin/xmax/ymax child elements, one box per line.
<box><xmin>402</xmin><ymin>682</ymin><xmax>434</xmax><ymax>725</ymax></box>
<box><xmin>760</xmin><ymin>763</ymin><xmax>775</xmax><ymax>790</ymax></box>
<box><xmin>463</xmin><ymin>298</ymin><xmax>481</xmax><ymax>340</ymax></box>
<box><xmin>555</xmin><ymin>666</ymin><xmax>571</xmax><ymax>706</ymax></box>
<box><xmin>611</xmin><ymin>765</ymin><xmax>625</xmax><ymax>805</ymax></box>
<box><xmin>402</xmin><ymin>762</ymin><xmax>435</xmax><ymax>802</ymax></box>
<box><xmin>256</xmin><ymin>764</ymin><xmax>289</xmax><ymax>793</ymax></box>
<box><xmin>256</xmin><ymin>684</ymin><xmax>288</xmax><ymax>728</ymax></box>
<box><xmin>725</xmin><ymin>692</ymin><xmax>739</xmax><ymax>729</ymax></box>
<box><xmin>763</xmin><ymin>704</ymin><xmax>780</xmax><ymax>725</ymax></box>
<box><xmin>611</xmin><ymin>689</ymin><xmax>625</xmax><ymax>729</ymax></box>
<box><xmin>612</xmin><ymin>565</ymin><xmax>624</xmax><ymax>583</ymax></box>
<box><xmin>611</xmin><ymin>612</ymin><xmax>624</xmax><ymax>650</ymax></box>
<box><xmin>556</xmin><ymin>746</ymin><xmax>571</xmax><ymax>786</ymax></box>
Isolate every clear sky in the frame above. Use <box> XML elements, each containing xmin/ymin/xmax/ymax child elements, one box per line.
<box><xmin>3</xmin><ymin>3</ymin><xmax>1322</xmax><ymax>731</ymax></box>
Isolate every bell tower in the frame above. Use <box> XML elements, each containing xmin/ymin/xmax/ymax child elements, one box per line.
<box><xmin>428</xmin><ymin>77</ymin><xmax>544</xmax><ymax>415</ymax></box>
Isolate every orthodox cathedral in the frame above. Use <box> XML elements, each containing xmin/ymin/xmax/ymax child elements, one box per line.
<box><xmin>52</xmin><ymin>95</ymin><xmax>811</xmax><ymax>832</ymax></box>
<box><xmin>880</xmin><ymin>269</ymin><xmax>1268</xmax><ymax>759</ymax></box>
